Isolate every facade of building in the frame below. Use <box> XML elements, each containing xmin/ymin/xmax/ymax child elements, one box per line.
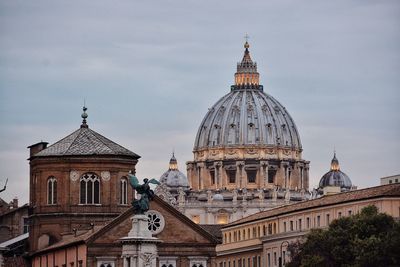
<box><xmin>381</xmin><ymin>174</ymin><xmax>400</xmax><ymax>185</ymax></box>
<box><xmin>28</xmin><ymin>107</ymin><xmax>140</xmax><ymax>253</ymax></box>
<box><xmin>0</xmin><ymin>198</ymin><xmax>29</xmax><ymax>243</ymax></box>
<box><xmin>30</xmin><ymin>196</ymin><xmax>221</xmax><ymax>267</ymax></box>
<box><xmin>157</xmin><ymin>42</ymin><xmax>310</xmax><ymax>225</ymax></box>
<box><xmin>215</xmin><ymin>183</ymin><xmax>400</xmax><ymax>267</ymax></box>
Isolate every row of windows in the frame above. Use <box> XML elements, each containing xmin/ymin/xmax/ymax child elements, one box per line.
<box><xmin>210</xmin><ymin>169</ymin><xmax>276</xmax><ymax>185</ymax></box>
<box><xmin>282</xmin><ymin>210</ymin><xmax>354</xmax><ymax>232</ymax></box>
<box><xmin>46</xmin><ymin>173</ymin><xmax>129</xmax><ymax>205</ymax></box>
<box><xmin>224</xmin><ymin>209</ymin><xmax>357</xmax><ymax>243</ymax></box>
<box><xmin>218</xmin><ymin>256</ymin><xmax>261</xmax><ymax>267</ymax></box>
<box><xmin>224</xmin><ymin>223</ymin><xmax>277</xmax><ymax>243</ymax></box>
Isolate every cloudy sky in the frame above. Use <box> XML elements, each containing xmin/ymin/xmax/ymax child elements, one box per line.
<box><xmin>0</xmin><ymin>1</ymin><xmax>399</xmax><ymax>204</ymax></box>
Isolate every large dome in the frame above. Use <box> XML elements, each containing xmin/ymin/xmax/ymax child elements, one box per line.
<box><xmin>194</xmin><ymin>89</ymin><xmax>302</xmax><ymax>150</ymax></box>
<box><xmin>187</xmin><ymin>42</ymin><xmax>309</xmax><ymax>193</ymax></box>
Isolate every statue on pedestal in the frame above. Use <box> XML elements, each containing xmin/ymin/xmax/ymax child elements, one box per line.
<box><xmin>128</xmin><ymin>173</ymin><xmax>160</xmax><ymax>214</ymax></box>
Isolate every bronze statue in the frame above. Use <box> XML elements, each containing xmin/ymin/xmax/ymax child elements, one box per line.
<box><xmin>0</xmin><ymin>178</ymin><xmax>8</xmax><ymax>193</ymax></box>
<box><xmin>128</xmin><ymin>173</ymin><xmax>160</xmax><ymax>214</ymax></box>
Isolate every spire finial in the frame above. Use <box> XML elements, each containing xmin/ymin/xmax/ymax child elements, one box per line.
<box><xmin>244</xmin><ymin>34</ymin><xmax>250</xmax><ymax>49</ymax></box>
<box><xmin>169</xmin><ymin>151</ymin><xmax>178</xmax><ymax>170</ymax></box>
<box><xmin>81</xmin><ymin>104</ymin><xmax>88</xmax><ymax>128</ymax></box>
<box><xmin>331</xmin><ymin>149</ymin><xmax>340</xmax><ymax>171</ymax></box>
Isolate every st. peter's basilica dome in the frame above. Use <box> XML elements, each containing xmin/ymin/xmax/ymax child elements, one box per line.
<box><xmin>187</xmin><ymin>42</ymin><xmax>309</xmax><ymax>192</ymax></box>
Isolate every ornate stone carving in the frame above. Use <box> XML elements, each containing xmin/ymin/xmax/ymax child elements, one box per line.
<box><xmin>69</xmin><ymin>170</ymin><xmax>79</xmax><ymax>182</ymax></box>
<box><xmin>140</xmin><ymin>252</ymin><xmax>156</xmax><ymax>267</ymax></box>
<box><xmin>154</xmin><ymin>184</ymin><xmax>177</xmax><ymax>206</ymax></box>
<box><xmin>100</xmin><ymin>171</ymin><xmax>111</xmax><ymax>181</ymax></box>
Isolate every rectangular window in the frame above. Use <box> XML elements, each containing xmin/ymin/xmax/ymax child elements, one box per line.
<box><xmin>87</xmin><ymin>180</ymin><xmax>93</xmax><ymax>204</ymax></box>
<box><xmin>267</xmin><ymin>253</ymin><xmax>271</xmax><ymax>267</ymax></box>
<box><xmin>246</xmin><ymin>169</ymin><xmax>257</xmax><ymax>183</ymax></box>
<box><xmin>210</xmin><ymin>170</ymin><xmax>215</xmax><ymax>185</ymax></box>
<box><xmin>326</xmin><ymin>214</ymin><xmax>330</xmax><ymax>225</ymax></box>
<box><xmin>338</xmin><ymin>212</ymin><xmax>342</xmax><ymax>218</ymax></box>
<box><xmin>283</xmin><ymin>222</ymin><xmax>287</xmax><ymax>232</ymax></box>
<box><xmin>306</xmin><ymin>217</ymin><xmax>310</xmax><ymax>228</ymax></box>
<box><xmin>298</xmin><ymin>219</ymin><xmax>302</xmax><ymax>231</ymax></box>
<box><xmin>48</xmin><ymin>181</ymin><xmax>52</xmax><ymax>204</ymax></box>
<box><xmin>23</xmin><ymin>217</ymin><xmax>29</xmax><ymax>233</ymax></box>
<box><xmin>120</xmin><ymin>179</ymin><xmax>128</xmax><ymax>205</ymax></box>
<box><xmin>227</xmin><ymin>169</ymin><xmax>236</xmax><ymax>183</ymax></box>
<box><xmin>317</xmin><ymin>215</ymin><xmax>321</xmax><ymax>227</ymax></box>
<box><xmin>268</xmin><ymin>170</ymin><xmax>276</xmax><ymax>183</ymax></box>
<box><xmin>290</xmin><ymin>221</ymin><xmax>293</xmax><ymax>231</ymax></box>
<box><xmin>283</xmin><ymin>251</ymin><xmax>286</xmax><ymax>264</ymax></box>
<box><xmin>274</xmin><ymin>252</ymin><xmax>277</xmax><ymax>266</ymax></box>
<box><xmin>80</xmin><ymin>181</ymin><xmax>86</xmax><ymax>204</ymax></box>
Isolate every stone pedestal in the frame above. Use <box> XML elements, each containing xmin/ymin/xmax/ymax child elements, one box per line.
<box><xmin>120</xmin><ymin>214</ymin><xmax>162</xmax><ymax>267</ymax></box>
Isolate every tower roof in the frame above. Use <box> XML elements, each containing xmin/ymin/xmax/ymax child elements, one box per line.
<box><xmin>33</xmin><ymin>107</ymin><xmax>140</xmax><ymax>158</ymax></box>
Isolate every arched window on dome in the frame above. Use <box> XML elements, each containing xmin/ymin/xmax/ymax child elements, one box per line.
<box><xmin>80</xmin><ymin>173</ymin><xmax>100</xmax><ymax>205</ymax></box>
<box><xmin>120</xmin><ymin>177</ymin><xmax>128</xmax><ymax>205</ymax></box>
<box><xmin>47</xmin><ymin>176</ymin><xmax>57</xmax><ymax>205</ymax></box>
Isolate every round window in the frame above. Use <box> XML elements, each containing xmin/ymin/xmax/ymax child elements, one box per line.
<box><xmin>146</xmin><ymin>210</ymin><xmax>165</xmax><ymax>235</ymax></box>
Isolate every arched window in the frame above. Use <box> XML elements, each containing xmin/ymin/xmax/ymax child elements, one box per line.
<box><xmin>120</xmin><ymin>177</ymin><xmax>128</xmax><ymax>205</ymax></box>
<box><xmin>80</xmin><ymin>173</ymin><xmax>100</xmax><ymax>204</ymax></box>
<box><xmin>47</xmin><ymin>177</ymin><xmax>57</xmax><ymax>205</ymax></box>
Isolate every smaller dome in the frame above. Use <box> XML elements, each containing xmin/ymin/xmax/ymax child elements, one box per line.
<box><xmin>319</xmin><ymin>152</ymin><xmax>352</xmax><ymax>192</ymax></box>
<box><xmin>213</xmin><ymin>193</ymin><xmax>224</xmax><ymax>201</ymax></box>
<box><xmin>159</xmin><ymin>153</ymin><xmax>189</xmax><ymax>189</ymax></box>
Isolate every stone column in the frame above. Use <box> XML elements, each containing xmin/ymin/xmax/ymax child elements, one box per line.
<box><xmin>197</xmin><ymin>163</ymin><xmax>205</xmax><ymax>190</ymax></box>
<box><xmin>236</xmin><ymin>161</ymin><xmax>245</xmax><ymax>189</ymax></box>
<box><xmin>304</xmin><ymin>164</ymin><xmax>310</xmax><ymax>190</ymax></box>
<box><xmin>214</xmin><ymin>161</ymin><xmax>223</xmax><ymax>189</ymax></box>
<box><xmin>120</xmin><ymin>214</ymin><xmax>162</xmax><ymax>267</ymax></box>
<box><xmin>260</xmin><ymin>161</ymin><xmax>268</xmax><ymax>188</ymax></box>
<box><xmin>276</xmin><ymin>162</ymin><xmax>286</xmax><ymax>188</ymax></box>
<box><xmin>186</xmin><ymin>163</ymin><xmax>194</xmax><ymax>189</ymax></box>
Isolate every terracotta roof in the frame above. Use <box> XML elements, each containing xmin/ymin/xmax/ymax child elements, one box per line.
<box><xmin>226</xmin><ymin>184</ymin><xmax>400</xmax><ymax>228</ymax></box>
<box><xmin>31</xmin><ymin>227</ymin><xmax>101</xmax><ymax>255</ymax></box>
<box><xmin>33</xmin><ymin>127</ymin><xmax>140</xmax><ymax>158</ymax></box>
<box><xmin>200</xmin><ymin>224</ymin><xmax>223</xmax><ymax>241</ymax></box>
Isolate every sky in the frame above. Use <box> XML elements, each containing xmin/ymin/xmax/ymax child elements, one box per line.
<box><xmin>0</xmin><ymin>0</ymin><xmax>399</xmax><ymax>204</ymax></box>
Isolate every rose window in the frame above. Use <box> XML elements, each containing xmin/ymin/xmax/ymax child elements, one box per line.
<box><xmin>146</xmin><ymin>210</ymin><xmax>165</xmax><ymax>235</ymax></box>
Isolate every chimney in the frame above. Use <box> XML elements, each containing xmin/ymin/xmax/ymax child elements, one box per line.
<box><xmin>12</xmin><ymin>197</ymin><xmax>18</xmax><ymax>208</ymax></box>
<box><xmin>28</xmin><ymin>142</ymin><xmax>48</xmax><ymax>158</ymax></box>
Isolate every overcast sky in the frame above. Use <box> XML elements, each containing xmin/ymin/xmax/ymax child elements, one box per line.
<box><xmin>0</xmin><ymin>0</ymin><xmax>399</xmax><ymax>204</ymax></box>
